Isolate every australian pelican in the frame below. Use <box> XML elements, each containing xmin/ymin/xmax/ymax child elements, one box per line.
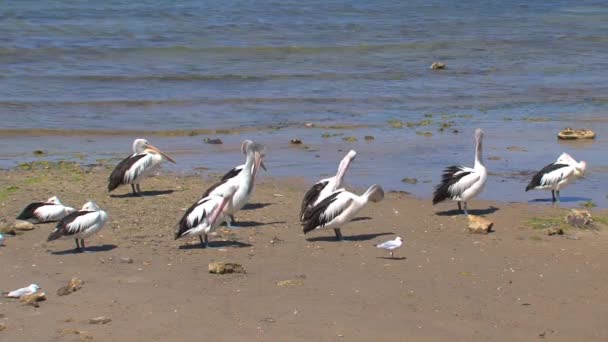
<box><xmin>108</xmin><ymin>138</ymin><xmax>175</xmax><ymax>196</ymax></box>
<box><xmin>301</xmin><ymin>184</ymin><xmax>384</xmax><ymax>241</ymax></box>
<box><xmin>175</xmin><ymin>184</ymin><xmax>238</xmax><ymax>248</ymax></box>
<box><xmin>300</xmin><ymin>150</ymin><xmax>356</xmax><ymax>221</ymax></box>
<box><xmin>433</xmin><ymin>128</ymin><xmax>487</xmax><ymax>215</ymax></box>
<box><xmin>17</xmin><ymin>196</ymin><xmax>76</xmax><ymax>223</ymax></box>
<box><xmin>47</xmin><ymin>201</ymin><xmax>109</xmax><ymax>252</ymax></box>
<box><xmin>525</xmin><ymin>153</ymin><xmax>586</xmax><ymax>202</ymax></box>
<box><xmin>375</xmin><ymin>236</ymin><xmax>403</xmax><ymax>259</ymax></box>
<box><xmin>220</xmin><ymin>140</ymin><xmax>267</xmax><ymax>181</ymax></box>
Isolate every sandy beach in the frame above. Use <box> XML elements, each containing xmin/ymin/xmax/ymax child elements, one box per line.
<box><xmin>1</xmin><ymin>162</ymin><xmax>608</xmax><ymax>341</ymax></box>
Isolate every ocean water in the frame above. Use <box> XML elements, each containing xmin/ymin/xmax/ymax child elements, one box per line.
<box><xmin>1</xmin><ymin>0</ymin><xmax>607</xmax><ymax>206</ymax></box>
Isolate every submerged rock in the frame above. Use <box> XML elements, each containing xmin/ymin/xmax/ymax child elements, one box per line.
<box><xmin>430</xmin><ymin>62</ymin><xmax>447</xmax><ymax>70</ymax></box>
<box><xmin>208</xmin><ymin>262</ymin><xmax>246</xmax><ymax>274</ymax></box>
<box><xmin>467</xmin><ymin>215</ymin><xmax>494</xmax><ymax>234</ymax></box>
<box><xmin>290</xmin><ymin>139</ymin><xmax>302</xmax><ymax>145</ymax></box>
<box><xmin>401</xmin><ymin>177</ymin><xmax>418</xmax><ymax>184</ymax></box>
<box><xmin>203</xmin><ymin>137</ymin><xmax>223</xmax><ymax>145</ymax></box>
<box><xmin>557</xmin><ymin>128</ymin><xmax>596</xmax><ymax>140</ymax></box>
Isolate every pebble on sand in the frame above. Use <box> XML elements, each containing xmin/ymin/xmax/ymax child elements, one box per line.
<box><xmin>208</xmin><ymin>262</ymin><xmax>246</xmax><ymax>274</ymax></box>
<box><xmin>566</xmin><ymin>209</ymin><xmax>593</xmax><ymax>228</ymax></box>
<box><xmin>88</xmin><ymin>316</ymin><xmax>112</xmax><ymax>325</ymax></box>
<box><xmin>467</xmin><ymin>215</ymin><xmax>494</xmax><ymax>234</ymax></box>
<box><xmin>19</xmin><ymin>292</ymin><xmax>46</xmax><ymax>307</ymax></box>
<box><xmin>57</xmin><ymin>278</ymin><xmax>84</xmax><ymax>296</ymax></box>
<box><xmin>276</xmin><ymin>279</ymin><xmax>304</xmax><ymax>287</ymax></box>
<box><xmin>13</xmin><ymin>220</ymin><xmax>34</xmax><ymax>231</ymax></box>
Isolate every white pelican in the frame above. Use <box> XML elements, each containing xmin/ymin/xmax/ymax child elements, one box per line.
<box><xmin>525</xmin><ymin>153</ymin><xmax>586</xmax><ymax>202</ymax></box>
<box><xmin>108</xmin><ymin>138</ymin><xmax>176</xmax><ymax>196</ymax></box>
<box><xmin>175</xmin><ymin>184</ymin><xmax>238</xmax><ymax>248</ymax></box>
<box><xmin>220</xmin><ymin>140</ymin><xmax>267</xmax><ymax>181</ymax></box>
<box><xmin>202</xmin><ymin>142</ymin><xmax>265</xmax><ymax>227</ymax></box>
<box><xmin>375</xmin><ymin>236</ymin><xmax>403</xmax><ymax>259</ymax></box>
<box><xmin>300</xmin><ymin>150</ymin><xmax>356</xmax><ymax>221</ymax></box>
<box><xmin>47</xmin><ymin>201</ymin><xmax>109</xmax><ymax>252</ymax></box>
<box><xmin>433</xmin><ymin>128</ymin><xmax>487</xmax><ymax>216</ymax></box>
<box><xmin>301</xmin><ymin>184</ymin><xmax>384</xmax><ymax>241</ymax></box>
<box><xmin>16</xmin><ymin>196</ymin><xmax>76</xmax><ymax>223</ymax></box>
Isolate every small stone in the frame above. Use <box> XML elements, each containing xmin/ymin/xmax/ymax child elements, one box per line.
<box><xmin>467</xmin><ymin>215</ymin><xmax>494</xmax><ymax>234</ymax></box>
<box><xmin>290</xmin><ymin>139</ymin><xmax>302</xmax><ymax>145</ymax></box>
<box><xmin>19</xmin><ymin>292</ymin><xmax>46</xmax><ymax>307</ymax></box>
<box><xmin>0</xmin><ymin>224</ymin><xmax>16</xmax><ymax>236</ymax></box>
<box><xmin>488</xmin><ymin>156</ymin><xmax>501</xmax><ymax>161</ymax></box>
<box><xmin>0</xmin><ymin>323</ymin><xmax>6</xmax><ymax>331</ymax></box>
<box><xmin>547</xmin><ymin>228</ymin><xmax>564</xmax><ymax>236</ymax></box>
<box><xmin>203</xmin><ymin>138</ymin><xmax>223</xmax><ymax>144</ymax></box>
<box><xmin>88</xmin><ymin>316</ymin><xmax>111</xmax><ymax>325</ymax></box>
<box><xmin>33</xmin><ymin>150</ymin><xmax>45</xmax><ymax>156</ymax></box>
<box><xmin>260</xmin><ymin>317</ymin><xmax>276</xmax><ymax>323</ymax></box>
<box><xmin>13</xmin><ymin>220</ymin><xmax>34</xmax><ymax>231</ymax></box>
<box><xmin>120</xmin><ymin>257</ymin><xmax>134</xmax><ymax>264</ymax></box>
<box><xmin>276</xmin><ymin>279</ymin><xmax>304</xmax><ymax>287</ymax></box>
<box><xmin>401</xmin><ymin>177</ymin><xmax>418</xmax><ymax>184</ymax></box>
<box><xmin>364</xmin><ymin>135</ymin><xmax>375</xmax><ymax>141</ymax></box>
<box><xmin>342</xmin><ymin>136</ymin><xmax>357</xmax><ymax>143</ymax></box>
<box><xmin>208</xmin><ymin>262</ymin><xmax>246</xmax><ymax>274</ymax></box>
<box><xmin>566</xmin><ymin>209</ymin><xmax>592</xmax><ymax>228</ymax></box>
<box><xmin>430</xmin><ymin>62</ymin><xmax>446</xmax><ymax>70</ymax></box>
<box><xmin>57</xmin><ymin>277</ymin><xmax>84</xmax><ymax>296</ymax></box>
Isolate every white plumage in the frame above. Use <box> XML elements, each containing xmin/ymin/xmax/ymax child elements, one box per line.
<box><xmin>5</xmin><ymin>284</ymin><xmax>40</xmax><ymax>298</ymax></box>
<box><xmin>16</xmin><ymin>196</ymin><xmax>76</xmax><ymax>223</ymax></box>
<box><xmin>375</xmin><ymin>236</ymin><xmax>403</xmax><ymax>258</ymax></box>
<box><xmin>525</xmin><ymin>153</ymin><xmax>586</xmax><ymax>202</ymax></box>
<box><xmin>47</xmin><ymin>201</ymin><xmax>109</xmax><ymax>252</ymax></box>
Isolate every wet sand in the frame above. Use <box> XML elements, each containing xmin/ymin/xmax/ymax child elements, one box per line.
<box><xmin>1</xmin><ymin>164</ymin><xmax>608</xmax><ymax>341</ymax></box>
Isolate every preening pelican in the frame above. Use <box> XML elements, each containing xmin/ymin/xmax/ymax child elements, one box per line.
<box><xmin>433</xmin><ymin>128</ymin><xmax>487</xmax><ymax>215</ymax></box>
<box><xmin>220</xmin><ymin>140</ymin><xmax>267</xmax><ymax>181</ymax></box>
<box><xmin>108</xmin><ymin>138</ymin><xmax>176</xmax><ymax>196</ymax></box>
<box><xmin>300</xmin><ymin>150</ymin><xmax>356</xmax><ymax>221</ymax></box>
<box><xmin>175</xmin><ymin>184</ymin><xmax>238</xmax><ymax>248</ymax></box>
<box><xmin>202</xmin><ymin>142</ymin><xmax>265</xmax><ymax>227</ymax></box>
<box><xmin>525</xmin><ymin>153</ymin><xmax>586</xmax><ymax>202</ymax></box>
<box><xmin>16</xmin><ymin>196</ymin><xmax>75</xmax><ymax>223</ymax></box>
<box><xmin>47</xmin><ymin>201</ymin><xmax>109</xmax><ymax>252</ymax></box>
<box><xmin>301</xmin><ymin>184</ymin><xmax>384</xmax><ymax>241</ymax></box>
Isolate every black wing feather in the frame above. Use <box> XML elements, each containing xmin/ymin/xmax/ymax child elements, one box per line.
<box><xmin>108</xmin><ymin>154</ymin><xmax>147</xmax><ymax>192</ymax></box>
<box><xmin>299</xmin><ymin>181</ymin><xmax>329</xmax><ymax>221</ymax></box>
<box><xmin>302</xmin><ymin>191</ymin><xmax>345</xmax><ymax>234</ymax></box>
<box><xmin>220</xmin><ymin>167</ymin><xmax>243</xmax><ymax>181</ymax></box>
<box><xmin>47</xmin><ymin>210</ymin><xmax>91</xmax><ymax>241</ymax></box>
<box><xmin>201</xmin><ymin>178</ymin><xmax>230</xmax><ymax>198</ymax></box>
<box><xmin>175</xmin><ymin>197</ymin><xmax>211</xmax><ymax>239</ymax></box>
<box><xmin>525</xmin><ymin>163</ymin><xmax>569</xmax><ymax>191</ymax></box>
<box><xmin>432</xmin><ymin>166</ymin><xmax>472</xmax><ymax>204</ymax></box>
<box><xmin>16</xmin><ymin>202</ymin><xmax>46</xmax><ymax>221</ymax></box>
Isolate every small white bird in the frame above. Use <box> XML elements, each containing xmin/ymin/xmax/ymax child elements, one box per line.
<box><xmin>5</xmin><ymin>284</ymin><xmax>40</xmax><ymax>298</ymax></box>
<box><xmin>375</xmin><ymin>237</ymin><xmax>403</xmax><ymax>258</ymax></box>
<box><xmin>16</xmin><ymin>196</ymin><xmax>76</xmax><ymax>223</ymax></box>
<box><xmin>47</xmin><ymin>201</ymin><xmax>109</xmax><ymax>252</ymax></box>
<box><xmin>0</xmin><ymin>233</ymin><xmax>4</xmax><ymax>246</ymax></box>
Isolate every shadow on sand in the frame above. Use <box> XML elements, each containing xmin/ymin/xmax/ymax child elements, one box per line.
<box><xmin>242</xmin><ymin>202</ymin><xmax>273</xmax><ymax>210</ymax></box>
<box><xmin>110</xmin><ymin>190</ymin><xmax>174</xmax><ymax>198</ymax></box>
<box><xmin>178</xmin><ymin>240</ymin><xmax>252</xmax><ymax>249</ymax></box>
<box><xmin>51</xmin><ymin>244</ymin><xmax>117</xmax><ymax>255</ymax></box>
<box><xmin>435</xmin><ymin>206</ymin><xmax>500</xmax><ymax>216</ymax></box>
<box><xmin>529</xmin><ymin>196</ymin><xmax>591</xmax><ymax>204</ymax></box>
<box><xmin>307</xmin><ymin>232</ymin><xmax>393</xmax><ymax>242</ymax></box>
<box><xmin>376</xmin><ymin>256</ymin><xmax>407</xmax><ymax>260</ymax></box>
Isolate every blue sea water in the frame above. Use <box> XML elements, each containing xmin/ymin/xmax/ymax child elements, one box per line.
<box><xmin>0</xmin><ymin>0</ymin><xmax>607</xmax><ymax>206</ymax></box>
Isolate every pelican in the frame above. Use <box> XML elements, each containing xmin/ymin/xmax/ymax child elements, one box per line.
<box><xmin>201</xmin><ymin>142</ymin><xmax>265</xmax><ymax>228</ymax></box>
<box><xmin>220</xmin><ymin>140</ymin><xmax>267</xmax><ymax>181</ymax></box>
<box><xmin>433</xmin><ymin>128</ymin><xmax>487</xmax><ymax>216</ymax></box>
<box><xmin>47</xmin><ymin>201</ymin><xmax>109</xmax><ymax>252</ymax></box>
<box><xmin>16</xmin><ymin>196</ymin><xmax>76</xmax><ymax>223</ymax></box>
<box><xmin>301</xmin><ymin>184</ymin><xmax>384</xmax><ymax>241</ymax></box>
<box><xmin>300</xmin><ymin>150</ymin><xmax>356</xmax><ymax>221</ymax></box>
<box><xmin>525</xmin><ymin>153</ymin><xmax>586</xmax><ymax>202</ymax></box>
<box><xmin>108</xmin><ymin>138</ymin><xmax>176</xmax><ymax>196</ymax></box>
<box><xmin>175</xmin><ymin>184</ymin><xmax>238</xmax><ymax>248</ymax></box>
<box><xmin>375</xmin><ymin>236</ymin><xmax>403</xmax><ymax>259</ymax></box>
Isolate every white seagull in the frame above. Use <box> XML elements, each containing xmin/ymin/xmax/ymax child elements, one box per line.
<box><xmin>375</xmin><ymin>236</ymin><xmax>403</xmax><ymax>259</ymax></box>
<box><xmin>220</xmin><ymin>140</ymin><xmax>267</xmax><ymax>181</ymax></box>
<box><xmin>201</xmin><ymin>142</ymin><xmax>265</xmax><ymax>227</ymax></box>
<box><xmin>433</xmin><ymin>128</ymin><xmax>487</xmax><ymax>215</ymax></box>
<box><xmin>301</xmin><ymin>184</ymin><xmax>384</xmax><ymax>241</ymax></box>
<box><xmin>5</xmin><ymin>284</ymin><xmax>40</xmax><ymax>298</ymax></box>
<box><xmin>525</xmin><ymin>153</ymin><xmax>586</xmax><ymax>203</ymax></box>
<box><xmin>108</xmin><ymin>138</ymin><xmax>176</xmax><ymax>196</ymax></box>
<box><xmin>16</xmin><ymin>196</ymin><xmax>76</xmax><ymax>223</ymax></box>
<box><xmin>47</xmin><ymin>201</ymin><xmax>109</xmax><ymax>252</ymax></box>
<box><xmin>175</xmin><ymin>184</ymin><xmax>238</xmax><ymax>248</ymax></box>
<box><xmin>300</xmin><ymin>150</ymin><xmax>357</xmax><ymax>221</ymax></box>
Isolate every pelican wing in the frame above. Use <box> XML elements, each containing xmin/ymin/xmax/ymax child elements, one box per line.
<box><xmin>220</xmin><ymin>165</ymin><xmax>244</xmax><ymax>181</ymax></box>
<box><xmin>201</xmin><ymin>178</ymin><xmax>230</xmax><ymax>198</ymax></box>
<box><xmin>526</xmin><ymin>163</ymin><xmax>570</xmax><ymax>191</ymax></box>
<box><xmin>48</xmin><ymin>211</ymin><xmax>98</xmax><ymax>241</ymax></box>
<box><xmin>433</xmin><ymin>166</ymin><xmax>477</xmax><ymax>203</ymax></box>
<box><xmin>16</xmin><ymin>202</ymin><xmax>46</xmax><ymax>221</ymax></box>
<box><xmin>300</xmin><ymin>180</ymin><xmax>329</xmax><ymax>221</ymax></box>
<box><xmin>175</xmin><ymin>197</ymin><xmax>214</xmax><ymax>239</ymax></box>
<box><xmin>302</xmin><ymin>190</ymin><xmax>351</xmax><ymax>233</ymax></box>
<box><xmin>108</xmin><ymin>154</ymin><xmax>147</xmax><ymax>191</ymax></box>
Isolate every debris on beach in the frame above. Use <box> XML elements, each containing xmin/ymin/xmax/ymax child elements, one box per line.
<box><xmin>33</xmin><ymin>150</ymin><xmax>45</xmax><ymax>156</ymax></box>
<box><xmin>0</xmin><ymin>223</ymin><xmax>16</xmax><ymax>236</ymax></box>
<box><xmin>276</xmin><ymin>279</ymin><xmax>304</xmax><ymax>287</ymax></box>
<box><xmin>19</xmin><ymin>292</ymin><xmax>46</xmax><ymax>307</ymax></box>
<box><xmin>430</xmin><ymin>62</ymin><xmax>446</xmax><ymax>70</ymax></box>
<box><xmin>208</xmin><ymin>262</ymin><xmax>246</xmax><ymax>274</ymax></box>
<box><xmin>557</xmin><ymin>128</ymin><xmax>596</xmax><ymax>140</ymax></box>
<box><xmin>0</xmin><ymin>323</ymin><xmax>6</xmax><ymax>331</ymax></box>
<box><xmin>12</xmin><ymin>220</ymin><xmax>34</xmax><ymax>231</ymax></box>
<box><xmin>467</xmin><ymin>215</ymin><xmax>494</xmax><ymax>234</ymax></box>
<box><xmin>88</xmin><ymin>316</ymin><xmax>112</xmax><ymax>325</ymax></box>
<box><xmin>565</xmin><ymin>209</ymin><xmax>593</xmax><ymax>228</ymax></box>
<box><xmin>203</xmin><ymin>137</ymin><xmax>223</xmax><ymax>144</ymax></box>
<box><xmin>547</xmin><ymin>228</ymin><xmax>564</xmax><ymax>236</ymax></box>
<box><xmin>57</xmin><ymin>277</ymin><xmax>84</xmax><ymax>296</ymax></box>
<box><xmin>401</xmin><ymin>177</ymin><xmax>418</xmax><ymax>184</ymax></box>
<box><xmin>364</xmin><ymin>135</ymin><xmax>375</xmax><ymax>141</ymax></box>
<box><xmin>506</xmin><ymin>146</ymin><xmax>527</xmax><ymax>152</ymax></box>
<box><xmin>120</xmin><ymin>257</ymin><xmax>134</xmax><ymax>264</ymax></box>
<box><xmin>290</xmin><ymin>139</ymin><xmax>302</xmax><ymax>145</ymax></box>
<box><xmin>342</xmin><ymin>136</ymin><xmax>357</xmax><ymax>142</ymax></box>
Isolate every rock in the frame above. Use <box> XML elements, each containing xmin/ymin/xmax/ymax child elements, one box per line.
<box><xmin>276</xmin><ymin>279</ymin><xmax>304</xmax><ymax>287</ymax></box>
<box><xmin>119</xmin><ymin>257</ymin><xmax>134</xmax><ymax>264</ymax></box>
<box><xmin>401</xmin><ymin>177</ymin><xmax>418</xmax><ymax>184</ymax></box>
<box><xmin>467</xmin><ymin>215</ymin><xmax>494</xmax><ymax>234</ymax></box>
<box><xmin>566</xmin><ymin>209</ymin><xmax>592</xmax><ymax>228</ymax></box>
<box><xmin>0</xmin><ymin>224</ymin><xmax>16</xmax><ymax>236</ymax></box>
<box><xmin>558</xmin><ymin>128</ymin><xmax>596</xmax><ymax>140</ymax></box>
<box><xmin>290</xmin><ymin>139</ymin><xmax>302</xmax><ymax>145</ymax></box>
<box><xmin>547</xmin><ymin>228</ymin><xmax>564</xmax><ymax>236</ymax></box>
<box><xmin>488</xmin><ymin>156</ymin><xmax>501</xmax><ymax>161</ymax></box>
<box><xmin>33</xmin><ymin>150</ymin><xmax>45</xmax><ymax>156</ymax></box>
<box><xmin>342</xmin><ymin>136</ymin><xmax>357</xmax><ymax>142</ymax></box>
<box><xmin>208</xmin><ymin>262</ymin><xmax>246</xmax><ymax>274</ymax></box>
<box><xmin>13</xmin><ymin>220</ymin><xmax>34</xmax><ymax>231</ymax></box>
<box><xmin>203</xmin><ymin>137</ymin><xmax>223</xmax><ymax>144</ymax></box>
<box><xmin>0</xmin><ymin>323</ymin><xmax>6</xmax><ymax>331</ymax></box>
<box><xmin>430</xmin><ymin>62</ymin><xmax>446</xmax><ymax>70</ymax></box>
<box><xmin>19</xmin><ymin>292</ymin><xmax>46</xmax><ymax>307</ymax></box>
<box><xmin>364</xmin><ymin>135</ymin><xmax>375</xmax><ymax>141</ymax></box>
<box><xmin>506</xmin><ymin>146</ymin><xmax>527</xmax><ymax>152</ymax></box>
<box><xmin>304</xmin><ymin>123</ymin><xmax>314</xmax><ymax>127</ymax></box>
<box><xmin>57</xmin><ymin>277</ymin><xmax>84</xmax><ymax>296</ymax></box>
<box><xmin>88</xmin><ymin>316</ymin><xmax>112</xmax><ymax>324</ymax></box>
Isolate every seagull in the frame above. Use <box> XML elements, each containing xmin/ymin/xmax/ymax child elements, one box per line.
<box><xmin>47</xmin><ymin>201</ymin><xmax>109</xmax><ymax>252</ymax></box>
<box><xmin>301</xmin><ymin>184</ymin><xmax>384</xmax><ymax>241</ymax></box>
<box><xmin>433</xmin><ymin>128</ymin><xmax>487</xmax><ymax>215</ymax></box>
<box><xmin>375</xmin><ymin>236</ymin><xmax>403</xmax><ymax>258</ymax></box>
<box><xmin>16</xmin><ymin>196</ymin><xmax>76</xmax><ymax>223</ymax></box>
<box><xmin>220</xmin><ymin>140</ymin><xmax>267</xmax><ymax>181</ymax></box>
<box><xmin>525</xmin><ymin>153</ymin><xmax>586</xmax><ymax>203</ymax></box>
<box><xmin>300</xmin><ymin>150</ymin><xmax>356</xmax><ymax>221</ymax></box>
<box><xmin>108</xmin><ymin>138</ymin><xmax>176</xmax><ymax>196</ymax></box>
<box><xmin>5</xmin><ymin>284</ymin><xmax>40</xmax><ymax>298</ymax></box>
<box><xmin>0</xmin><ymin>233</ymin><xmax>4</xmax><ymax>246</ymax></box>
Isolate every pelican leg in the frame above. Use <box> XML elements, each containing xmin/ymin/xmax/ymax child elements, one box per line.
<box><xmin>457</xmin><ymin>201</ymin><xmax>463</xmax><ymax>213</ymax></box>
<box><xmin>199</xmin><ymin>235</ymin><xmax>208</xmax><ymax>248</ymax></box>
<box><xmin>334</xmin><ymin>228</ymin><xmax>343</xmax><ymax>241</ymax></box>
<box><xmin>74</xmin><ymin>239</ymin><xmax>82</xmax><ymax>252</ymax></box>
<box><xmin>136</xmin><ymin>184</ymin><xmax>142</xmax><ymax>194</ymax></box>
<box><xmin>551</xmin><ymin>190</ymin><xmax>556</xmax><ymax>203</ymax></box>
<box><xmin>390</xmin><ymin>251</ymin><xmax>394</xmax><ymax>259</ymax></box>
<box><xmin>131</xmin><ymin>184</ymin><xmax>140</xmax><ymax>196</ymax></box>
<box><xmin>463</xmin><ymin>202</ymin><xmax>469</xmax><ymax>216</ymax></box>
<box><xmin>226</xmin><ymin>215</ymin><xmax>239</xmax><ymax>229</ymax></box>
<box><xmin>556</xmin><ymin>191</ymin><xmax>561</xmax><ymax>203</ymax></box>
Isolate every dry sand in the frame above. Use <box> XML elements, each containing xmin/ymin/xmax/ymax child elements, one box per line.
<box><xmin>1</xmin><ymin>163</ymin><xmax>608</xmax><ymax>341</ymax></box>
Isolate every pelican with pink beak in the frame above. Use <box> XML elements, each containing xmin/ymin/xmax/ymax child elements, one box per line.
<box><xmin>108</xmin><ymin>138</ymin><xmax>176</xmax><ymax>196</ymax></box>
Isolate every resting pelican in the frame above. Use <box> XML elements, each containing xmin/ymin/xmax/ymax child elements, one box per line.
<box><xmin>525</xmin><ymin>153</ymin><xmax>586</xmax><ymax>202</ymax></box>
<box><xmin>16</xmin><ymin>196</ymin><xmax>75</xmax><ymax>223</ymax></box>
<box><xmin>175</xmin><ymin>184</ymin><xmax>238</xmax><ymax>248</ymax></box>
<box><xmin>300</xmin><ymin>150</ymin><xmax>356</xmax><ymax>221</ymax></box>
<box><xmin>220</xmin><ymin>140</ymin><xmax>267</xmax><ymax>181</ymax></box>
<box><xmin>202</xmin><ymin>142</ymin><xmax>265</xmax><ymax>227</ymax></box>
<box><xmin>433</xmin><ymin>128</ymin><xmax>487</xmax><ymax>215</ymax></box>
<box><xmin>301</xmin><ymin>184</ymin><xmax>384</xmax><ymax>241</ymax></box>
<box><xmin>108</xmin><ymin>138</ymin><xmax>176</xmax><ymax>196</ymax></box>
<box><xmin>47</xmin><ymin>201</ymin><xmax>109</xmax><ymax>252</ymax></box>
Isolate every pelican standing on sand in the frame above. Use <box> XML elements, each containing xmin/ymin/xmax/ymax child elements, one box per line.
<box><xmin>175</xmin><ymin>184</ymin><xmax>238</xmax><ymax>248</ymax></box>
<box><xmin>16</xmin><ymin>196</ymin><xmax>76</xmax><ymax>223</ymax></box>
<box><xmin>220</xmin><ymin>140</ymin><xmax>267</xmax><ymax>181</ymax></box>
<box><xmin>301</xmin><ymin>184</ymin><xmax>384</xmax><ymax>241</ymax></box>
<box><xmin>201</xmin><ymin>142</ymin><xmax>265</xmax><ymax>227</ymax></box>
<box><xmin>47</xmin><ymin>201</ymin><xmax>109</xmax><ymax>252</ymax></box>
<box><xmin>300</xmin><ymin>150</ymin><xmax>356</xmax><ymax>221</ymax></box>
<box><xmin>525</xmin><ymin>153</ymin><xmax>586</xmax><ymax>202</ymax></box>
<box><xmin>108</xmin><ymin>138</ymin><xmax>176</xmax><ymax>196</ymax></box>
<box><xmin>433</xmin><ymin>128</ymin><xmax>487</xmax><ymax>216</ymax></box>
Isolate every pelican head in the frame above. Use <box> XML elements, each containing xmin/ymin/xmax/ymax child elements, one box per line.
<box><xmin>365</xmin><ymin>184</ymin><xmax>385</xmax><ymax>203</ymax></box>
<box><xmin>133</xmin><ymin>138</ymin><xmax>176</xmax><ymax>163</ymax></box>
<box><xmin>243</xmin><ymin>140</ymin><xmax>267</xmax><ymax>171</ymax></box>
<box><xmin>81</xmin><ymin>201</ymin><xmax>101</xmax><ymax>212</ymax></box>
<box><xmin>46</xmin><ymin>196</ymin><xmax>61</xmax><ymax>205</ymax></box>
<box><xmin>474</xmin><ymin>128</ymin><xmax>484</xmax><ymax>142</ymax></box>
<box><xmin>576</xmin><ymin>160</ymin><xmax>587</xmax><ymax>177</ymax></box>
<box><xmin>335</xmin><ymin>150</ymin><xmax>357</xmax><ymax>185</ymax></box>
